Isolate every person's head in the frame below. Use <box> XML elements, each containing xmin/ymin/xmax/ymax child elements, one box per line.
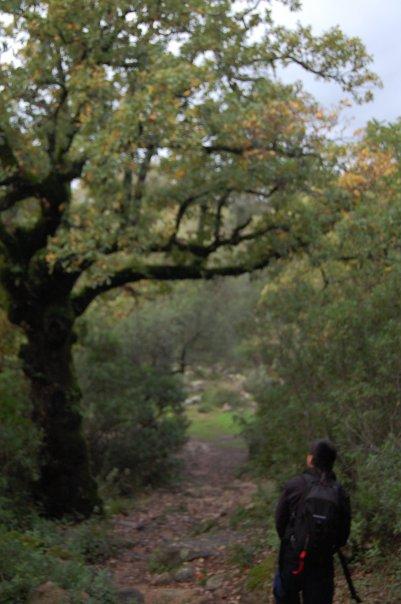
<box><xmin>306</xmin><ymin>439</ymin><xmax>337</xmax><ymax>473</ymax></box>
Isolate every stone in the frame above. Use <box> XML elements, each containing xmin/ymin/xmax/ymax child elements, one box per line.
<box><xmin>174</xmin><ymin>566</ymin><xmax>195</xmax><ymax>582</ymax></box>
<box><xmin>184</xmin><ymin>395</ymin><xmax>202</xmax><ymax>405</ymax></box>
<box><xmin>181</xmin><ymin>548</ymin><xmax>215</xmax><ymax>561</ymax></box>
<box><xmin>151</xmin><ymin>545</ymin><xmax>182</xmax><ymax>569</ymax></box>
<box><xmin>117</xmin><ymin>587</ymin><xmax>145</xmax><ymax>603</ymax></box>
<box><xmin>28</xmin><ymin>582</ymin><xmax>69</xmax><ymax>604</ymax></box>
<box><xmin>151</xmin><ymin>572</ymin><xmax>172</xmax><ymax>586</ymax></box>
<box><xmin>205</xmin><ymin>574</ymin><xmax>223</xmax><ymax>591</ymax></box>
<box><xmin>189</xmin><ymin>380</ymin><xmax>205</xmax><ymax>392</ymax></box>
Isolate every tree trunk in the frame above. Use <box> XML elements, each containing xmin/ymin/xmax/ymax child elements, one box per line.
<box><xmin>18</xmin><ymin>302</ymin><xmax>100</xmax><ymax>518</ymax></box>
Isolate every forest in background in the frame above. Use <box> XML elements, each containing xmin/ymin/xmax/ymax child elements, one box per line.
<box><xmin>1</xmin><ymin>0</ymin><xmax>401</xmax><ymax>601</ymax></box>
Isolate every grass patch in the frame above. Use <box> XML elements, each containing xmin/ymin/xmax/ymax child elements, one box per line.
<box><xmin>246</xmin><ymin>553</ymin><xmax>276</xmax><ymax>592</ymax></box>
<box><xmin>186</xmin><ymin>407</ymin><xmax>245</xmax><ymax>443</ymax></box>
<box><xmin>228</xmin><ymin>543</ymin><xmax>255</xmax><ymax>569</ymax></box>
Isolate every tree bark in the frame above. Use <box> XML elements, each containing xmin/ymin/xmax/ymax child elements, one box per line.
<box><xmin>18</xmin><ymin>304</ymin><xmax>100</xmax><ymax>518</ymax></box>
<box><xmin>4</xmin><ymin>258</ymin><xmax>101</xmax><ymax>518</ymax></box>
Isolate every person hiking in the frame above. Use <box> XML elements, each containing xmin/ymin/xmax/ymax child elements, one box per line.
<box><xmin>273</xmin><ymin>439</ymin><xmax>351</xmax><ymax>604</ymax></box>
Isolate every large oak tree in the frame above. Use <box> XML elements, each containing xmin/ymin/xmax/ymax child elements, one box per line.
<box><xmin>0</xmin><ymin>0</ymin><xmax>377</xmax><ymax>517</ymax></box>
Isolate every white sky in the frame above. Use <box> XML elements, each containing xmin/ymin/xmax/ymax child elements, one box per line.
<box><xmin>271</xmin><ymin>0</ymin><xmax>401</xmax><ymax>135</ymax></box>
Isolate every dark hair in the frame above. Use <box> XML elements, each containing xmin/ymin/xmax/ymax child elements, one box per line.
<box><xmin>309</xmin><ymin>439</ymin><xmax>337</xmax><ymax>472</ymax></box>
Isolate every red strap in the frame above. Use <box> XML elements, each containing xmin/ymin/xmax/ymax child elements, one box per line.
<box><xmin>292</xmin><ymin>550</ymin><xmax>308</xmax><ymax>576</ymax></box>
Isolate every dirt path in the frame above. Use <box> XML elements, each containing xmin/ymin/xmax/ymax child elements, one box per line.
<box><xmin>104</xmin><ymin>433</ymin><xmax>362</xmax><ymax>604</ymax></box>
<box><xmin>107</xmin><ymin>436</ymin><xmax>264</xmax><ymax>603</ymax></box>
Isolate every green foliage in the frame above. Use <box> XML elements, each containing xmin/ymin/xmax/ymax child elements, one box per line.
<box><xmin>76</xmin><ymin>329</ymin><xmax>188</xmax><ymax>494</ymax></box>
<box><xmin>0</xmin><ymin>521</ymin><xmax>116</xmax><ymax>603</ymax></box>
<box><xmin>83</xmin><ymin>277</ymin><xmax>261</xmax><ymax>372</ymax></box>
<box><xmin>0</xmin><ymin>366</ymin><xmax>40</xmax><ymax>525</ymax></box>
<box><xmin>246</xmin><ymin>554</ymin><xmax>276</xmax><ymax>592</ymax></box>
<box><xmin>227</xmin><ymin>543</ymin><xmax>254</xmax><ymax>569</ymax></box>
<box><xmin>242</xmin><ymin>154</ymin><xmax>401</xmax><ymax>548</ymax></box>
<box><xmin>0</xmin><ymin>0</ymin><xmax>379</xmax><ymax>517</ymax></box>
<box><xmin>65</xmin><ymin>520</ymin><xmax>125</xmax><ymax>565</ymax></box>
<box><xmin>354</xmin><ymin>437</ymin><xmax>401</xmax><ymax>540</ymax></box>
<box><xmin>0</xmin><ymin>0</ymin><xmax>378</xmax><ymax>297</ymax></box>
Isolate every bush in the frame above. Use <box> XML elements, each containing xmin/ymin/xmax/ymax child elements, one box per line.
<box><xmin>66</xmin><ymin>519</ymin><xmax>126</xmax><ymax>564</ymax></box>
<box><xmin>0</xmin><ymin>366</ymin><xmax>40</xmax><ymax>526</ymax></box>
<box><xmin>0</xmin><ymin>521</ymin><xmax>116</xmax><ymax>603</ymax></box>
<box><xmin>242</xmin><ymin>204</ymin><xmax>401</xmax><ymax>550</ymax></box>
<box><xmin>76</xmin><ymin>332</ymin><xmax>188</xmax><ymax>495</ymax></box>
<box><xmin>353</xmin><ymin>437</ymin><xmax>401</xmax><ymax>541</ymax></box>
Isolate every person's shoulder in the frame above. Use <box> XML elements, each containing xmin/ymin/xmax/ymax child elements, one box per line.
<box><xmin>282</xmin><ymin>473</ymin><xmax>307</xmax><ymax>493</ymax></box>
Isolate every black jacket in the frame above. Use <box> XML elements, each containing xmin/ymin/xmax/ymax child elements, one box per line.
<box><xmin>275</xmin><ymin>468</ymin><xmax>351</xmax><ymax>550</ymax></box>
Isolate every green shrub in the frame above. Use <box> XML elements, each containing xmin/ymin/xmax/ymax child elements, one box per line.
<box><xmin>352</xmin><ymin>437</ymin><xmax>401</xmax><ymax>541</ymax></box>
<box><xmin>242</xmin><ymin>217</ymin><xmax>401</xmax><ymax>550</ymax></box>
<box><xmin>76</xmin><ymin>333</ymin><xmax>188</xmax><ymax>495</ymax></box>
<box><xmin>0</xmin><ymin>367</ymin><xmax>40</xmax><ymax>526</ymax></box>
<box><xmin>0</xmin><ymin>522</ymin><xmax>116</xmax><ymax>603</ymax></box>
<box><xmin>66</xmin><ymin>519</ymin><xmax>125</xmax><ymax>564</ymax></box>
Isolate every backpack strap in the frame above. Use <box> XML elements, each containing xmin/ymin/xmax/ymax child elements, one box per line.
<box><xmin>296</xmin><ymin>473</ymin><xmax>316</xmax><ymax>513</ymax></box>
<box><xmin>287</xmin><ymin>474</ymin><xmax>315</xmax><ymax>535</ymax></box>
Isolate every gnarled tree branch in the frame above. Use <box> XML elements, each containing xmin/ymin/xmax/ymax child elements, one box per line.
<box><xmin>71</xmin><ymin>252</ymin><xmax>282</xmax><ymax>317</ymax></box>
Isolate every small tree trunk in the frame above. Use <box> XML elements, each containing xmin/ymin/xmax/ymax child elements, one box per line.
<box><xmin>19</xmin><ymin>304</ymin><xmax>100</xmax><ymax>518</ymax></box>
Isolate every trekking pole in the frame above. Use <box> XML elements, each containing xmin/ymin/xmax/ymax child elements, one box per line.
<box><xmin>337</xmin><ymin>550</ymin><xmax>362</xmax><ymax>603</ymax></box>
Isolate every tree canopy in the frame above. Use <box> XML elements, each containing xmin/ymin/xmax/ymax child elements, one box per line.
<box><xmin>0</xmin><ymin>1</ymin><xmax>378</xmax><ymax>304</ymax></box>
<box><xmin>0</xmin><ymin>0</ymin><xmax>379</xmax><ymax>516</ymax></box>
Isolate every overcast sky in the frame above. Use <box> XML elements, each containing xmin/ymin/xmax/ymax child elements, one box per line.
<box><xmin>271</xmin><ymin>0</ymin><xmax>401</xmax><ymax>136</ymax></box>
<box><xmin>2</xmin><ymin>2</ymin><xmax>399</xmax><ymax>136</ymax></box>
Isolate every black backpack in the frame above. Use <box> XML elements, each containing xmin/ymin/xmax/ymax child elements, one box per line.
<box><xmin>291</xmin><ymin>474</ymin><xmax>341</xmax><ymax>559</ymax></box>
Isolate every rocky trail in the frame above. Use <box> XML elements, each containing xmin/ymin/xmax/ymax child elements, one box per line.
<box><xmin>106</xmin><ymin>436</ymin><xmax>267</xmax><ymax>604</ymax></box>
<box><xmin>103</xmin><ymin>431</ymin><xmax>371</xmax><ymax>604</ymax></box>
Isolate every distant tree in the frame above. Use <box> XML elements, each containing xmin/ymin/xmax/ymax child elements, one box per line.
<box><xmin>89</xmin><ymin>277</ymin><xmax>261</xmax><ymax>373</ymax></box>
<box><xmin>0</xmin><ymin>0</ymin><xmax>377</xmax><ymax>516</ymax></box>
